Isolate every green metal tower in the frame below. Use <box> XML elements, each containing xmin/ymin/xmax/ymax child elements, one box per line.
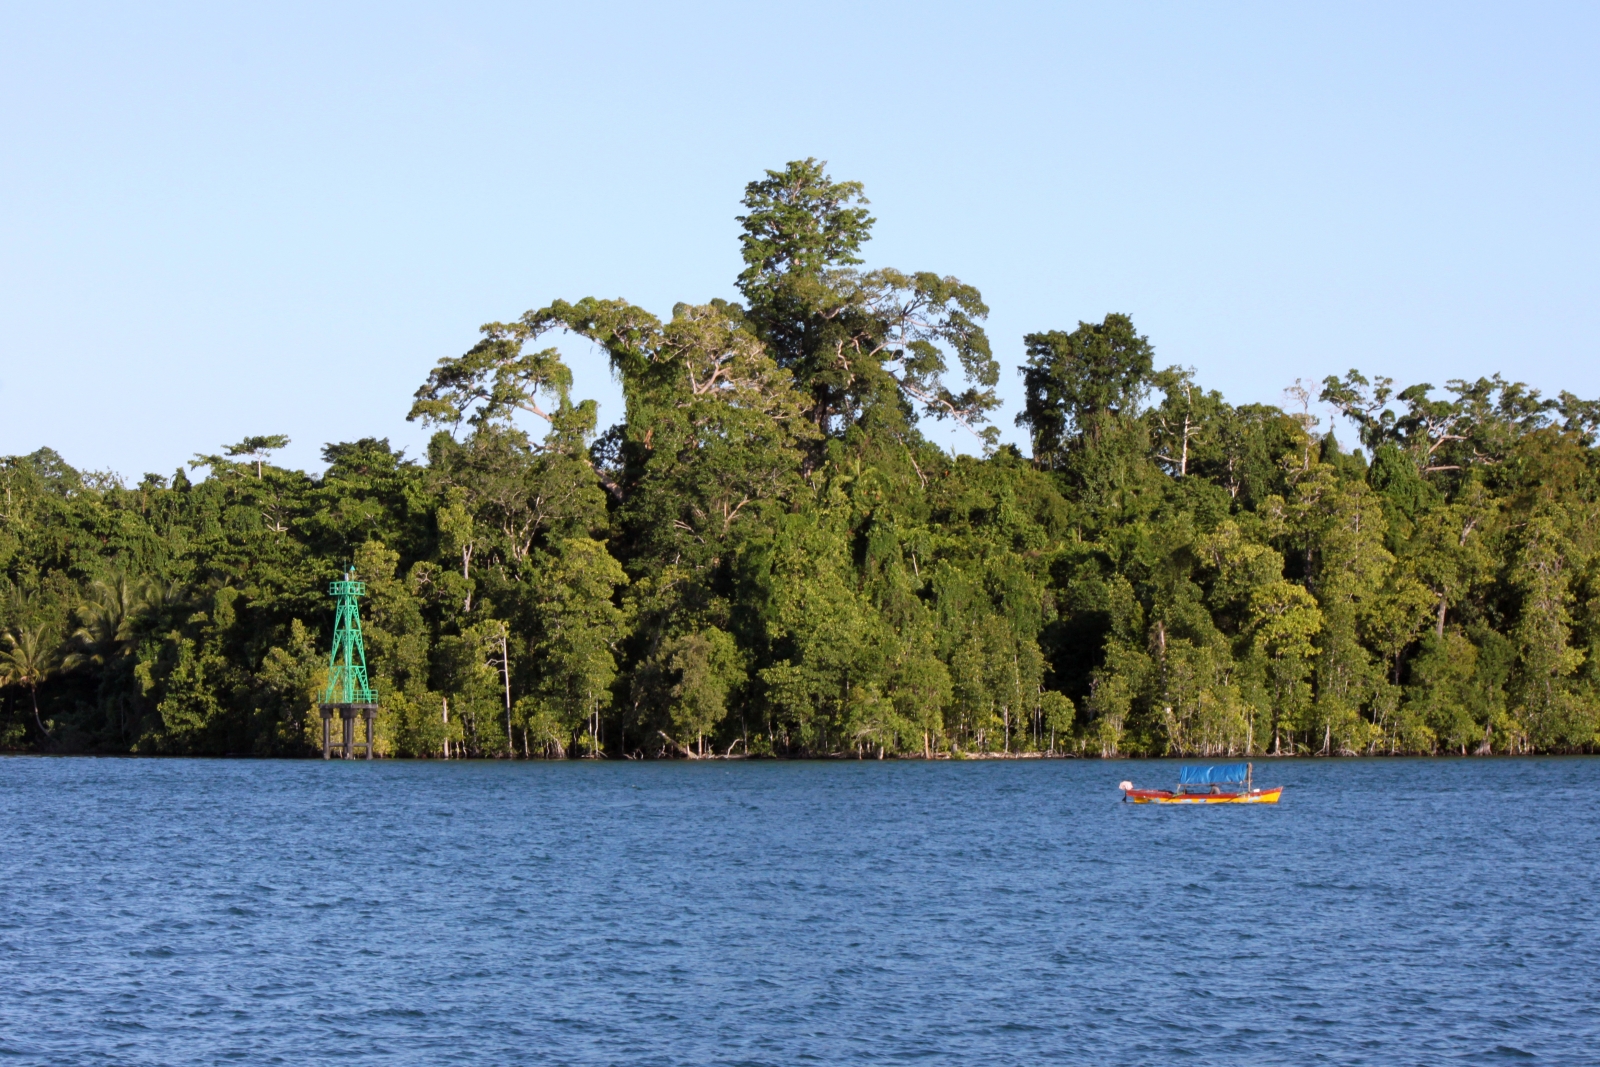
<box><xmin>318</xmin><ymin>568</ymin><xmax>379</xmax><ymax>759</ymax></box>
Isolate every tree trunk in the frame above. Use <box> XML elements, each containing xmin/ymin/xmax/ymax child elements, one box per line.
<box><xmin>500</xmin><ymin>631</ymin><xmax>513</xmax><ymax>757</ymax></box>
<box><xmin>31</xmin><ymin>687</ymin><xmax>49</xmax><ymax>738</ymax></box>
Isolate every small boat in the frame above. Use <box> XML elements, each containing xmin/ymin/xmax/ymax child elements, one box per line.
<box><xmin>1119</xmin><ymin>762</ymin><xmax>1282</xmax><ymax>804</ymax></box>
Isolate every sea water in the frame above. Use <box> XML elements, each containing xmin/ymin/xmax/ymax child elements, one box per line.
<box><xmin>1</xmin><ymin>756</ymin><xmax>1595</xmax><ymax>1065</ymax></box>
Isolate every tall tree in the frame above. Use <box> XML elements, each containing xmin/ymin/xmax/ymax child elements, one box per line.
<box><xmin>223</xmin><ymin>435</ymin><xmax>291</xmax><ymax>479</ymax></box>
<box><xmin>1</xmin><ymin>625</ymin><xmax>61</xmax><ymax>739</ymax></box>
<box><xmin>735</xmin><ymin>159</ymin><xmax>1001</xmax><ymax>445</ymax></box>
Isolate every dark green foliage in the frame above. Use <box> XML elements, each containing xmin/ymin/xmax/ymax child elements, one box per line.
<box><xmin>1018</xmin><ymin>314</ymin><xmax>1154</xmax><ymax>467</ymax></box>
<box><xmin>734</xmin><ymin>159</ymin><xmax>1000</xmax><ymax>447</ymax></box>
<box><xmin>4</xmin><ymin>161</ymin><xmax>1599</xmax><ymax>757</ymax></box>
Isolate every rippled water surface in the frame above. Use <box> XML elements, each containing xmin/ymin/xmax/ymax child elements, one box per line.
<box><xmin>2</xmin><ymin>757</ymin><xmax>1597</xmax><ymax>1065</ymax></box>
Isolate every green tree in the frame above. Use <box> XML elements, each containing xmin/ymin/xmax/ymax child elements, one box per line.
<box><xmin>653</xmin><ymin>628</ymin><xmax>744</xmax><ymax>757</ymax></box>
<box><xmin>1017</xmin><ymin>314</ymin><xmax>1154</xmax><ymax>469</ymax></box>
<box><xmin>1041</xmin><ymin>691</ymin><xmax>1075</xmax><ymax>753</ymax></box>
<box><xmin>224</xmin><ymin>434</ymin><xmax>291</xmax><ymax>479</ymax></box>
<box><xmin>1248</xmin><ymin>579</ymin><xmax>1322</xmax><ymax>754</ymax></box>
<box><xmin>1509</xmin><ymin>514</ymin><xmax>1588</xmax><ymax>750</ymax></box>
<box><xmin>1405</xmin><ymin>494</ymin><xmax>1494</xmax><ymax>638</ymax></box>
<box><xmin>735</xmin><ymin>159</ymin><xmax>1000</xmax><ymax>445</ymax></box>
<box><xmin>530</xmin><ymin>538</ymin><xmax>627</xmax><ymax>756</ymax></box>
<box><xmin>5</xmin><ymin>156</ymin><xmax>1600</xmax><ymax>762</ymax></box>
<box><xmin>0</xmin><ymin>624</ymin><xmax>61</xmax><ymax>740</ymax></box>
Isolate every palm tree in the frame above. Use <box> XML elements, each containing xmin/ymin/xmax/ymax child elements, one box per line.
<box><xmin>67</xmin><ymin>572</ymin><xmax>147</xmax><ymax>670</ymax></box>
<box><xmin>66</xmin><ymin>574</ymin><xmax>186</xmax><ymax>742</ymax></box>
<box><xmin>1</xmin><ymin>626</ymin><xmax>61</xmax><ymax>738</ymax></box>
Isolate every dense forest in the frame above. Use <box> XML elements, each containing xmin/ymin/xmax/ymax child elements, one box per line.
<box><xmin>4</xmin><ymin>160</ymin><xmax>1600</xmax><ymax>759</ymax></box>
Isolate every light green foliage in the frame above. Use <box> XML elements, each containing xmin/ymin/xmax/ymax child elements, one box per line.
<box><xmin>351</xmin><ymin>540</ymin><xmax>433</xmax><ymax>756</ymax></box>
<box><xmin>407</xmin><ymin>325</ymin><xmax>576</xmax><ymax>432</ymax></box>
<box><xmin>527</xmin><ymin>538</ymin><xmax>627</xmax><ymax>755</ymax></box>
<box><xmin>222</xmin><ymin>435</ymin><xmax>291</xmax><ymax>479</ymax></box>
<box><xmin>1401</xmin><ymin>630</ymin><xmax>1512</xmax><ymax>754</ymax></box>
<box><xmin>1291</xmin><ymin>469</ymin><xmax>1390</xmax><ymax>754</ymax></box>
<box><xmin>430</xmin><ymin>627</ymin><xmax>505</xmax><ymax>756</ymax></box>
<box><xmin>632</xmin><ymin>627</ymin><xmax>745</xmax><ymax>756</ymax></box>
<box><xmin>1041</xmin><ymin>691</ymin><xmax>1075</xmax><ymax>753</ymax></box>
<box><xmin>889</xmin><ymin>641</ymin><xmax>952</xmax><ymax>757</ymax></box>
<box><xmin>749</xmin><ymin>509</ymin><xmax>888</xmax><ymax>753</ymax></box>
<box><xmin>3</xmin><ymin>162</ymin><xmax>1598</xmax><ymax>757</ymax></box>
<box><xmin>1</xmin><ymin>622</ymin><xmax>61</xmax><ymax>741</ymax></box>
<box><xmin>1246</xmin><ymin>579</ymin><xmax>1322</xmax><ymax>755</ymax></box>
<box><xmin>1510</xmin><ymin>514</ymin><xmax>1587</xmax><ymax>751</ymax></box>
<box><xmin>1086</xmin><ymin>640</ymin><xmax>1151</xmax><ymax>756</ymax></box>
<box><xmin>256</xmin><ymin>618</ymin><xmax>324</xmax><ymax>753</ymax></box>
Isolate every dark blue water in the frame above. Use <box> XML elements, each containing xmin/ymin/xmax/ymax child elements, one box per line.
<box><xmin>2</xmin><ymin>757</ymin><xmax>1596</xmax><ymax>1065</ymax></box>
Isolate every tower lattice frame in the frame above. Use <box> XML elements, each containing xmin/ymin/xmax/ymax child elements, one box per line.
<box><xmin>319</xmin><ymin>569</ymin><xmax>379</xmax><ymax>759</ymax></box>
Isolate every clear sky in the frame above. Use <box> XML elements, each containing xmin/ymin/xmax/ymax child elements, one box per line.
<box><xmin>3</xmin><ymin>1</ymin><xmax>1597</xmax><ymax>479</ymax></box>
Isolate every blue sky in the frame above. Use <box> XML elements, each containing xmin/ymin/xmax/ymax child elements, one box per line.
<box><xmin>2</xmin><ymin>1</ymin><xmax>1596</xmax><ymax>478</ymax></box>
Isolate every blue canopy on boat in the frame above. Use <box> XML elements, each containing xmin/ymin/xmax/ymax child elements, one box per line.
<box><xmin>1179</xmin><ymin>763</ymin><xmax>1249</xmax><ymax>784</ymax></box>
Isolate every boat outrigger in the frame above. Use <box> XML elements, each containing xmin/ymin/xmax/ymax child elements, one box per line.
<box><xmin>1119</xmin><ymin>763</ymin><xmax>1282</xmax><ymax>804</ymax></box>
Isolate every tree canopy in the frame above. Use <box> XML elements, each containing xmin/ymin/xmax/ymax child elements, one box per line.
<box><xmin>4</xmin><ymin>161</ymin><xmax>1600</xmax><ymax>758</ymax></box>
